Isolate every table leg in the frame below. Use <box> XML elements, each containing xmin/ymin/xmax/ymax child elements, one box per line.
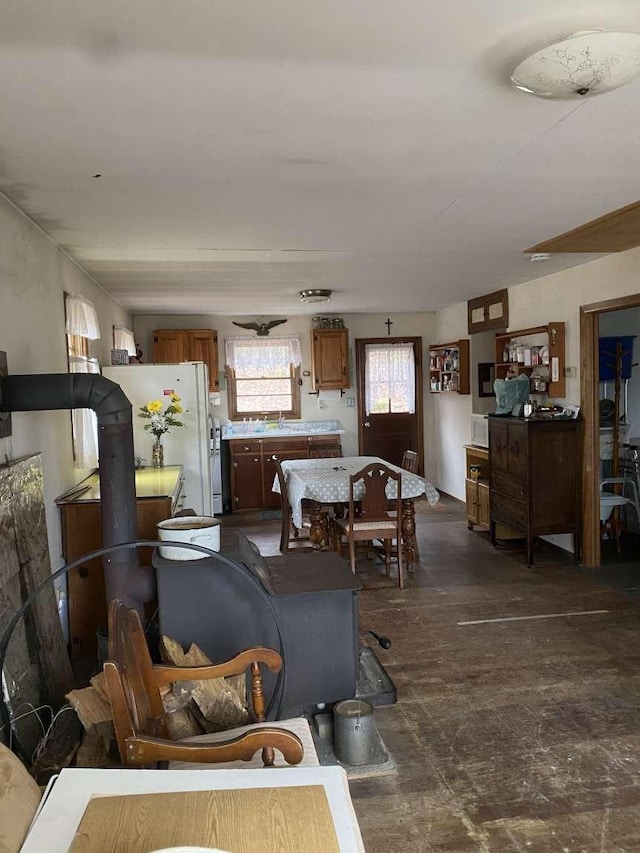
<box><xmin>309</xmin><ymin>501</ymin><xmax>326</xmax><ymax>549</ymax></box>
<box><xmin>402</xmin><ymin>498</ymin><xmax>416</xmax><ymax>573</ymax></box>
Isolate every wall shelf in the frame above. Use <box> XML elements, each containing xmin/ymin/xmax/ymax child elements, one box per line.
<box><xmin>493</xmin><ymin>322</ymin><xmax>566</xmax><ymax>399</ymax></box>
<box><xmin>428</xmin><ymin>339</ymin><xmax>470</xmax><ymax>394</ymax></box>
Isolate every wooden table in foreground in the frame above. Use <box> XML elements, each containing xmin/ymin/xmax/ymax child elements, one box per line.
<box><xmin>273</xmin><ymin>455</ymin><xmax>439</xmax><ymax>569</ymax></box>
<box><xmin>21</xmin><ymin>767</ymin><xmax>364</xmax><ymax>853</ymax></box>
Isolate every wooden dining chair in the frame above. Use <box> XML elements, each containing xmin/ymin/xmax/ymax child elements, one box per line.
<box><xmin>274</xmin><ymin>460</ymin><xmax>314</xmax><ymax>553</ymax></box>
<box><xmin>402</xmin><ymin>450</ymin><xmax>419</xmax><ymax>474</ymax></box>
<box><xmin>335</xmin><ymin>462</ymin><xmax>404</xmax><ymax>588</ymax></box>
<box><xmin>103</xmin><ymin>600</ymin><xmax>311</xmax><ymax>769</ymax></box>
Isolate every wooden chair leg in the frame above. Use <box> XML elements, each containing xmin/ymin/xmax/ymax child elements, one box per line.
<box><xmin>384</xmin><ymin>538</ymin><xmax>391</xmax><ymax>573</ymax></box>
<box><xmin>349</xmin><ymin>535</ymin><xmax>356</xmax><ymax>574</ymax></box>
<box><xmin>397</xmin><ymin>536</ymin><xmax>404</xmax><ymax>589</ymax></box>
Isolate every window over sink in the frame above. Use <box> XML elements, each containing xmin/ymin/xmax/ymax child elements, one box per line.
<box><xmin>225</xmin><ymin>336</ymin><xmax>302</xmax><ymax>419</ymax></box>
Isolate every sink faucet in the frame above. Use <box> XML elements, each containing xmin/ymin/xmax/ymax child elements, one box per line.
<box><xmin>278</xmin><ymin>411</ymin><xmax>284</xmax><ymax>429</ymax></box>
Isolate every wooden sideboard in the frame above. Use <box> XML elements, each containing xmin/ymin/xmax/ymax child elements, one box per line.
<box><xmin>56</xmin><ymin>466</ymin><xmax>184</xmax><ymax>658</ymax></box>
<box><xmin>488</xmin><ymin>416</ymin><xmax>582</xmax><ymax>565</ymax></box>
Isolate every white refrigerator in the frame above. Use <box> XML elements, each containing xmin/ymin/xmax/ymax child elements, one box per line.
<box><xmin>103</xmin><ymin>362</ymin><xmax>213</xmax><ymax>516</ymax></box>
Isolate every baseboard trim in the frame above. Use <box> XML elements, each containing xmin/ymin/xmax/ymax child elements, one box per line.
<box><xmin>436</xmin><ymin>490</ymin><xmax>465</xmax><ymax>505</ymax></box>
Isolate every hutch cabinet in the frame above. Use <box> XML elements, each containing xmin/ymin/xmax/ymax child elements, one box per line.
<box><xmin>493</xmin><ymin>322</ymin><xmax>566</xmax><ymax>399</ymax></box>
<box><xmin>488</xmin><ymin>416</ymin><xmax>582</xmax><ymax>565</ymax></box>
<box><xmin>311</xmin><ymin>329</ymin><xmax>350</xmax><ymax>390</ymax></box>
<box><xmin>429</xmin><ymin>339</ymin><xmax>470</xmax><ymax>394</ymax></box>
<box><xmin>153</xmin><ymin>328</ymin><xmax>219</xmax><ymax>391</ymax></box>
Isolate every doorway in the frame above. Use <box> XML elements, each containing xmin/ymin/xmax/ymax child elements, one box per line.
<box><xmin>581</xmin><ymin>294</ymin><xmax>640</xmax><ymax>566</ymax></box>
<box><xmin>355</xmin><ymin>337</ymin><xmax>424</xmax><ymax>473</ymax></box>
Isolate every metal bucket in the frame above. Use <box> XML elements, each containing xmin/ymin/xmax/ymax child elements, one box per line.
<box><xmin>333</xmin><ymin>699</ymin><xmax>376</xmax><ymax>766</ymax></box>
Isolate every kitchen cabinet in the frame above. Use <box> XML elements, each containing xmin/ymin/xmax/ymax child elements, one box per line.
<box><xmin>429</xmin><ymin>339</ymin><xmax>470</xmax><ymax>394</ymax></box>
<box><xmin>311</xmin><ymin>329</ymin><xmax>350</xmax><ymax>390</ymax></box>
<box><xmin>153</xmin><ymin>328</ymin><xmax>219</xmax><ymax>391</ymax></box>
<box><xmin>494</xmin><ymin>322</ymin><xmax>565</xmax><ymax>399</ymax></box>
<box><xmin>229</xmin><ymin>434</ymin><xmax>343</xmax><ymax>511</ymax></box>
<box><xmin>56</xmin><ymin>466</ymin><xmax>184</xmax><ymax>658</ymax></box>
<box><xmin>465</xmin><ymin>443</ymin><xmax>521</xmax><ymax>539</ymax></box>
<box><xmin>464</xmin><ymin>445</ymin><xmax>490</xmax><ymax>530</ymax></box>
<box><xmin>467</xmin><ymin>288</ymin><xmax>509</xmax><ymax>334</ymax></box>
<box><xmin>488</xmin><ymin>416</ymin><xmax>582</xmax><ymax>565</ymax></box>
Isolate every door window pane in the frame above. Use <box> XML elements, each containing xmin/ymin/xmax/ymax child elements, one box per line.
<box><xmin>364</xmin><ymin>343</ymin><xmax>416</xmax><ymax>415</ymax></box>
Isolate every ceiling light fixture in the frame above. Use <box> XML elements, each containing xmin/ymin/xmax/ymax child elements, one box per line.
<box><xmin>530</xmin><ymin>253</ymin><xmax>552</xmax><ymax>262</ymax></box>
<box><xmin>511</xmin><ymin>30</ymin><xmax>640</xmax><ymax>99</ymax></box>
<box><xmin>299</xmin><ymin>289</ymin><xmax>332</xmax><ymax>304</ymax></box>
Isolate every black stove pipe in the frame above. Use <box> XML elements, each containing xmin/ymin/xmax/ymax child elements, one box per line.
<box><xmin>0</xmin><ymin>373</ymin><xmax>151</xmax><ymax>609</ymax></box>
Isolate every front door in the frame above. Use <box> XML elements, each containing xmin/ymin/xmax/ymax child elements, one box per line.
<box><xmin>356</xmin><ymin>337</ymin><xmax>424</xmax><ymax>473</ymax></box>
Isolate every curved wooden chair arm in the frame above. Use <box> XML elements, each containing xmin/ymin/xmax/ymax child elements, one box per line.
<box><xmin>152</xmin><ymin>646</ymin><xmax>283</xmax><ymax>688</ymax></box>
<box><xmin>124</xmin><ymin>727</ymin><xmax>304</xmax><ymax>767</ymax></box>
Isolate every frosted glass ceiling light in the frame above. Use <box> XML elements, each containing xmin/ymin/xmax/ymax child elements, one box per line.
<box><xmin>511</xmin><ymin>31</ymin><xmax>640</xmax><ymax>99</ymax></box>
<box><xmin>300</xmin><ymin>289</ymin><xmax>332</xmax><ymax>303</ymax></box>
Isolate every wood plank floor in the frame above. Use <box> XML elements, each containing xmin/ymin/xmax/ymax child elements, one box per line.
<box><xmin>227</xmin><ymin>499</ymin><xmax>640</xmax><ymax>852</ymax></box>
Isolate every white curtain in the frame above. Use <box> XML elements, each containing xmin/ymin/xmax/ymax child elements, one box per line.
<box><xmin>65</xmin><ymin>293</ymin><xmax>101</xmax><ymax>340</ymax></box>
<box><xmin>225</xmin><ymin>336</ymin><xmax>302</xmax><ymax>376</ymax></box>
<box><xmin>364</xmin><ymin>343</ymin><xmax>416</xmax><ymax>415</ymax></box>
<box><xmin>69</xmin><ymin>357</ymin><xmax>100</xmax><ymax>469</ymax></box>
<box><xmin>113</xmin><ymin>326</ymin><xmax>136</xmax><ymax>356</ymax></box>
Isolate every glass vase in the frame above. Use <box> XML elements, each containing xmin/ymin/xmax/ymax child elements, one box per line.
<box><xmin>152</xmin><ymin>438</ymin><xmax>164</xmax><ymax>469</ymax></box>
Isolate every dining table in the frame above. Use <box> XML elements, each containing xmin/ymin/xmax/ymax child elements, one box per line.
<box><xmin>272</xmin><ymin>455</ymin><xmax>439</xmax><ymax>570</ymax></box>
<box><xmin>21</xmin><ymin>766</ymin><xmax>365</xmax><ymax>852</ymax></box>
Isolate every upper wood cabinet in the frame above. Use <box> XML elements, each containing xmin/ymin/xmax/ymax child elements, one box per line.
<box><xmin>467</xmin><ymin>289</ymin><xmax>509</xmax><ymax>334</ymax></box>
<box><xmin>153</xmin><ymin>329</ymin><xmax>219</xmax><ymax>391</ymax></box>
<box><xmin>311</xmin><ymin>328</ymin><xmax>350</xmax><ymax>390</ymax></box>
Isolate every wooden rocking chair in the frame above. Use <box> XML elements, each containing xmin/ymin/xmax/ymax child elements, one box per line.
<box><xmin>103</xmin><ymin>600</ymin><xmax>312</xmax><ymax>769</ymax></box>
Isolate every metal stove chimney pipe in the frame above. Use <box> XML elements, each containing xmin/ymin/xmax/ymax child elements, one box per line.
<box><xmin>0</xmin><ymin>373</ymin><xmax>150</xmax><ymax>609</ymax></box>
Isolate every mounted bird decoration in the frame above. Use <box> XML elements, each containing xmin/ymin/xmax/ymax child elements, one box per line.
<box><xmin>232</xmin><ymin>319</ymin><xmax>288</xmax><ymax>337</ymax></box>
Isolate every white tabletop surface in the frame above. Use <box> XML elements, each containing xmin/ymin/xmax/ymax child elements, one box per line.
<box><xmin>21</xmin><ymin>766</ymin><xmax>365</xmax><ymax>853</ymax></box>
<box><xmin>273</xmin><ymin>455</ymin><xmax>439</xmax><ymax>529</ymax></box>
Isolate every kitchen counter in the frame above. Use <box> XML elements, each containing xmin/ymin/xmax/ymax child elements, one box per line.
<box><xmin>222</xmin><ymin>429</ymin><xmax>345</xmax><ymax>441</ymax></box>
<box><xmin>55</xmin><ymin>465</ymin><xmax>183</xmax><ymax>504</ymax></box>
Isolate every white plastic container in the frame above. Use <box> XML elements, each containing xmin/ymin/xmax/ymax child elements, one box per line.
<box><xmin>157</xmin><ymin>516</ymin><xmax>221</xmax><ymax>560</ymax></box>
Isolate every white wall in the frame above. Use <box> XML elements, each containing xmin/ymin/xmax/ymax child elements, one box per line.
<box><xmin>134</xmin><ymin>311</ymin><xmax>435</xmax><ymax>460</ymax></box>
<box><xmin>0</xmin><ymin>192</ymin><xmax>131</xmax><ymax>573</ymax></box>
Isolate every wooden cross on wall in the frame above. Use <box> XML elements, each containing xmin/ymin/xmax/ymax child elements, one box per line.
<box><xmin>384</xmin><ymin>318</ymin><xmax>393</xmax><ymax>336</ymax></box>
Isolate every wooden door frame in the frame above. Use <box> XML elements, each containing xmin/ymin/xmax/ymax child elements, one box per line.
<box><xmin>355</xmin><ymin>336</ymin><xmax>424</xmax><ymax>473</ymax></box>
<box><xmin>580</xmin><ymin>293</ymin><xmax>640</xmax><ymax>566</ymax></box>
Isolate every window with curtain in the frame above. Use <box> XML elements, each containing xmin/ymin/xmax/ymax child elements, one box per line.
<box><xmin>364</xmin><ymin>342</ymin><xmax>416</xmax><ymax>415</ymax></box>
<box><xmin>64</xmin><ymin>292</ymin><xmax>101</xmax><ymax>469</ymax></box>
<box><xmin>225</xmin><ymin>336</ymin><xmax>302</xmax><ymax>419</ymax></box>
<box><xmin>113</xmin><ymin>326</ymin><xmax>137</xmax><ymax>356</ymax></box>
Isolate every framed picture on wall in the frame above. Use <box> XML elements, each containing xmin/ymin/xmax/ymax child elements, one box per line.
<box><xmin>478</xmin><ymin>362</ymin><xmax>495</xmax><ymax>398</ymax></box>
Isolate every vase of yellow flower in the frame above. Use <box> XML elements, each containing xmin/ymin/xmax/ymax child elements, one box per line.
<box><xmin>138</xmin><ymin>394</ymin><xmax>184</xmax><ymax>468</ymax></box>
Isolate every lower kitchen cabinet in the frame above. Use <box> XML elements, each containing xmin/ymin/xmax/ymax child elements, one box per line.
<box><xmin>464</xmin><ymin>443</ymin><xmax>519</xmax><ymax>539</ymax></box>
<box><xmin>229</xmin><ymin>434</ymin><xmax>343</xmax><ymax>511</ymax></box>
<box><xmin>56</xmin><ymin>466</ymin><xmax>184</xmax><ymax>658</ymax></box>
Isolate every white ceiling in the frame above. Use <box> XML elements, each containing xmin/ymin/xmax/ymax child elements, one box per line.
<box><xmin>1</xmin><ymin>0</ymin><xmax>640</xmax><ymax>316</ymax></box>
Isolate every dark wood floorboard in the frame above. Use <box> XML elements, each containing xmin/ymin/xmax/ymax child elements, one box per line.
<box><xmin>226</xmin><ymin>499</ymin><xmax>640</xmax><ymax>852</ymax></box>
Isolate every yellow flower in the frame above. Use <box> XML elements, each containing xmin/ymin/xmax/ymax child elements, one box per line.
<box><xmin>146</xmin><ymin>400</ymin><xmax>163</xmax><ymax>413</ymax></box>
<box><xmin>172</xmin><ymin>403</ymin><xmax>183</xmax><ymax>413</ymax></box>
<box><xmin>170</xmin><ymin>393</ymin><xmax>181</xmax><ymax>402</ymax></box>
